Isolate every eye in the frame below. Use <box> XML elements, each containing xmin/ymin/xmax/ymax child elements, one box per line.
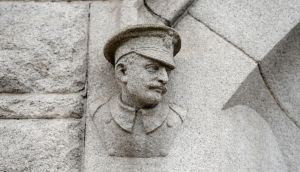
<box><xmin>145</xmin><ymin>64</ymin><xmax>159</xmax><ymax>73</ymax></box>
<box><xmin>166</xmin><ymin>68</ymin><xmax>171</xmax><ymax>76</ymax></box>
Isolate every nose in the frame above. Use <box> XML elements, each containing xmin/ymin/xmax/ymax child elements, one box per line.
<box><xmin>157</xmin><ymin>67</ymin><xmax>169</xmax><ymax>84</ymax></box>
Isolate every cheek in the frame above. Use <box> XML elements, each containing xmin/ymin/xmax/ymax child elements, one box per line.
<box><xmin>126</xmin><ymin>74</ymin><xmax>146</xmax><ymax>91</ymax></box>
<box><xmin>128</xmin><ymin>70</ymin><xmax>149</xmax><ymax>85</ymax></box>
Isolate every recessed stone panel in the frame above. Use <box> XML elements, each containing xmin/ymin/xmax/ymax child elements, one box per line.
<box><xmin>0</xmin><ymin>2</ymin><xmax>88</xmax><ymax>93</ymax></box>
<box><xmin>84</xmin><ymin>13</ymin><xmax>286</xmax><ymax>171</ymax></box>
<box><xmin>87</xmin><ymin>1</ymin><xmax>119</xmax><ymax>106</ymax></box>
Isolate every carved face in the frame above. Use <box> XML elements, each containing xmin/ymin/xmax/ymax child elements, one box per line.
<box><xmin>118</xmin><ymin>54</ymin><xmax>170</xmax><ymax>107</ymax></box>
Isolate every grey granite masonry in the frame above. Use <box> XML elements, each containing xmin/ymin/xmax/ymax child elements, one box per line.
<box><xmin>1</xmin><ymin>0</ymin><xmax>300</xmax><ymax>171</ymax></box>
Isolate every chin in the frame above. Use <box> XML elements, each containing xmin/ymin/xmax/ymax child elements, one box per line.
<box><xmin>141</xmin><ymin>92</ymin><xmax>162</xmax><ymax>106</ymax></box>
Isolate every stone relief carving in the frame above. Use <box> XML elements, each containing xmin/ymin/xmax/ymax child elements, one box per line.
<box><xmin>92</xmin><ymin>25</ymin><xmax>186</xmax><ymax>157</ymax></box>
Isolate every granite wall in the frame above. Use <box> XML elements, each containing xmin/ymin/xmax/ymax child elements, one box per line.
<box><xmin>0</xmin><ymin>0</ymin><xmax>300</xmax><ymax>171</ymax></box>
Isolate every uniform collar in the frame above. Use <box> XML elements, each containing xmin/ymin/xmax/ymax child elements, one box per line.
<box><xmin>109</xmin><ymin>94</ymin><xmax>169</xmax><ymax>134</ymax></box>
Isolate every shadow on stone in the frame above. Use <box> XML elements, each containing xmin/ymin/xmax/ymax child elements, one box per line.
<box><xmin>260</xmin><ymin>22</ymin><xmax>300</xmax><ymax>128</ymax></box>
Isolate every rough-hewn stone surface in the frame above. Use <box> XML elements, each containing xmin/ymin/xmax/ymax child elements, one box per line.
<box><xmin>0</xmin><ymin>93</ymin><xmax>84</xmax><ymax>119</ymax></box>
<box><xmin>85</xmin><ymin>11</ymin><xmax>286</xmax><ymax>171</ymax></box>
<box><xmin>260</xmin><ymin>23</ymin><xmax>300</xmax><ymax>128</ymax></box>
<box><xmin>0</xmin><ymin>2</ymin><xmax>88</xmax><ymax>171</ymax></box>
<box><xmin>0</xmin><ymin>2</ymin><xmax>88</xmax><ymax>93</ymax></box>
<box><xmin>224</xmin><ymin>68</ymin><xmax>300</xmax><ymax>172</ymax></box>
<box><xmin>0</xmin><ymin>119</ymin><xmax>83</xmax><ymax>172</ymax></box>
<box><xmin>189</xmin><ymin>0</ymin><xmax>300</xmax><ymax>61</ymax></box>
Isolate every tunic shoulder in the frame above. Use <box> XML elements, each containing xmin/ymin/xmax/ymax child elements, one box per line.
<box><xmin>89</xmin><ymin>97</ymin><xmax>110</xmax><ymax>119</ymax></box>
<box><xmin>166</xmin><ymin>104</ymin><xmax>187</xmax><ymax>128</ymax></box>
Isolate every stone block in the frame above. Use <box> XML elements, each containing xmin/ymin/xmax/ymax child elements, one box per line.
<box><xmin>189</xmin><ymin>0</ymin><xmax>300</xmax><ymax>61</ymax></box>
<box><xmin>0</xmin><ymin>93</ymin><xmax>84</xmax><ymax>119</ymax></box>
<box><xmin>0</xmin><ymin>119</ymin><xmax>83</xmax><ymax>172</ymax></box>
<box><xmin>0</xmin><ymin>2</ymin><xmax>88</xmax><ymax>93</ymax></box>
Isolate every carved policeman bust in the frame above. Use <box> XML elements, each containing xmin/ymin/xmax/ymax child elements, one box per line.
<box><xmin>92</xmin><ymin>25</ymin><xmax>186</xmax><ymax>158</ymax></box>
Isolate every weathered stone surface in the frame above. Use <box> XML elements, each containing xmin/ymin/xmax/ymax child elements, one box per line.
<box><xmin>189</xmin><ymin>0</ymin><xmax>300</xmax><ymax>61</ymax></box>
<box><xmin>224</xmin><ymin>68</ymin><xmax>300</xmax><ymax>172</ymax></box>
<box><xmin>85</xmin><ymin>13</ymin><xmax>286</xmax><ymax>171</ymax></box>
<box><xmin>0</xmin><ymin>119</ymin><xmax>83</xmax><ymax>172</ymax></box>
<box><xmin>145</xmin><ymin>0</ymin><xmax>194</xmax><ymax>26</ymax></box>
<box><xmin>0</xmin><ymin>93</ymin><xmax>84</xmax><ymax>119</ymax></box>
<box><xmin>0</xmin><ymin>2</ymin><xmax>88</xmax><ymax>93</ymax></box>
<box><xmin>260</xmin><ymin>23</ymin><xmax>300</xmax><ymax>128</ymax></box>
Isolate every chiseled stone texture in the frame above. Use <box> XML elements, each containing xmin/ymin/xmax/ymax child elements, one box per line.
<box><xmin>0</xmin><ymin>2</ymin><xmax>88</xmax><ymax>93</ymax></box>
<box><xmin>145</xmin><ymin>0</ymin><xmax>194</xmax><ymax>25</ymax></box>
<box><xmin>0</xmin><ymin>119</ymin><xmax>84</xmax><ymax>172</ymax></box>
<box><xmin>224</xmin><ymin>68</ymin><xmax>300</xmax><ymax>172</ymax></box>
<box><xmin>189</xmin><ymin>0</ymin><xmax>300</xmax><ymax>61</ymax></box>
<box><xmin>85</xmin><ymin>11</ymin><xmax>286</xmax><ymax>170</ymax></box>
<box><xmin>0</xmin><ymin>93</ymin><xmax>84</xmax><ymax>119</ymax></box>
<box><xmin>260</xmin><ymin>23</ymin><xmax>300</xmax><ymax>128</ymax></box>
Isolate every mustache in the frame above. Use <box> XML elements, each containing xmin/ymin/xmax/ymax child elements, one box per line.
<box><xmin>147</xmin><ymin>84</ymin><xmax>167</xmax><ymax>94</ymax></box>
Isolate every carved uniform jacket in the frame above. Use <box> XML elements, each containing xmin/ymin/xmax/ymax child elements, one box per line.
<box><xmin>92</xmin><ymin>94</ymin><xmax>186</xmax><ymax>157</ymax></box>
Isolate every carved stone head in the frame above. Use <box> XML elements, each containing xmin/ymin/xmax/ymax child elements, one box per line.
<box><xmin>104</xmin><ymin>25</ymin><xmax>181</xmax><ymax>108</ymax></box>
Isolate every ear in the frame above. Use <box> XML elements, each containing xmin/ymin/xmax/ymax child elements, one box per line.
<box><xmin>115</xmin><ymin>63</ymin><xmax>128</xmax><ymax>83</ymax></box>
